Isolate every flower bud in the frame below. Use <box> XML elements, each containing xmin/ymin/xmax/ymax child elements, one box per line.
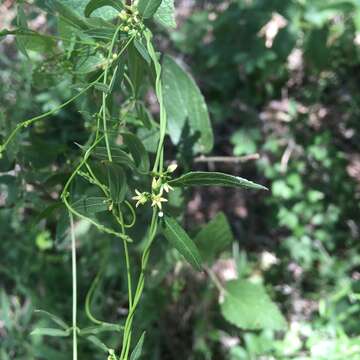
<box><xmin>167</xmin><ymin>163</ymin><xmax>178</xmax><ymax>173</ymax></box>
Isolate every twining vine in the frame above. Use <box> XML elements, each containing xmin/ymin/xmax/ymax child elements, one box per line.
<box><xmin>0</xmin><ymin>0</ymin><xmax>266</xmax><ymax>359</ymax></box>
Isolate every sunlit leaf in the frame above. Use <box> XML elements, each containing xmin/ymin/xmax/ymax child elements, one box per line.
<box><xmin>138</xmin><ymin>0</ymin><xmax>162</xmax><ymax>19</ymax></box>
<box><xmin>154</xmin><ymin>0</ymin><xmax>176</xmax><ymax>28</ymax></box>
<box><xmin>169</xmin><ymin>172</ymin><xmax>268</xmax><ymax>191</ymax></box>
<box><xmin>162</xmin><ymin>55</ymin><xmax>214</xmax><ymax>153</ymax></box>
<box><xmin>220</xmin><ymin>280</ymin><xmax>286</xmax><ymax>331</ymax></box>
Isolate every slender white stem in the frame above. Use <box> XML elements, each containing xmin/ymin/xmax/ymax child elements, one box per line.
<box><xmin>69</xmin><ymin>212</ymin><xmax>78</xmax><ymax>360</ymax></box>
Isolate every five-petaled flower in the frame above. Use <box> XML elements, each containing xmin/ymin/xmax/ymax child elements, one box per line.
<box><xmin>151</xmin><ymin>192</ymin><xmax>168</xmax><ymax>210</ymax></box>
<box><xmin>132</xmin><ymin>189</ymin><xmax>148</xmax><ymax>208</ymax></box>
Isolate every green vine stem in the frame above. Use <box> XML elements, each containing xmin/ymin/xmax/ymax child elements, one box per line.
<box><xmin>69</xmin><ymin>212</ymin><xmax>78</xmax><ymax>360</ymax></box>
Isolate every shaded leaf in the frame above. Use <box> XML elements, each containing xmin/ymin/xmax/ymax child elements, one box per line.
<box><xmin>34</xmin><ymin>310</ymin><xmax>69</xmax><ymax>330</ymax></box>
<box><xmin>195</xmin><ymin>212</ymin><xmax>233</xmax><ymax>263</ymax></box>
<box><xmin>86</xmin><ymin>335</ymin><xmax>109</xmax><ymax>352</ymax></box>
<box><xmin>91</xmin><ymin>146</ymin><xmax>135</xmax><ymax>169</ymax></box>
<box><xmin>162</xmin><ymin>216</ymin><xmax>202</xmax><ymax>271</ymax></box>
<box><xmin>134</xmin><ymin>39</ymin><xmax>151</xmax><ymax>64</ymax></box>
<box><xmin>169</xmin><ymin>172</ymin><xmax>268</xmax><ymax>191</ymax></box>
<box><xmin>220</xmin><ymin>280</ymin><xmax>286</xmax><ymax>331</ymax></box>
<box><xmin>80</xmin><ymin>323</ymin><xmax>123</xmax><ymax>335</ymax></box>
<box><xmin>71</xmin><ymin>196</ymin><xmax>109</xmax><ymax>215</ymax></box>
<box><xmin>107</xmin><ymin>163</ymin><xmax>127</xmax><ymax>204</ymax></box>
<box><xmin>121</xmin><ymin>132</ymin><xmax>150</xmax><ymax>173</ymax></box>
<box><xmin>130</xmin><ymin>332</ymin><xmax>146</xmax><ymax>360</ymax></box>
<box><xmin>31</xmin><ymin>328</ymin><xmax>70</xmax><ymax>337</ymax></box>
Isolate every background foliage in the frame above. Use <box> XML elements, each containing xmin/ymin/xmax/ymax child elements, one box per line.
<box><xmin>1</xmin><ymin>0</ymin><xmax>360</xmax><ymax>359</ymax></box>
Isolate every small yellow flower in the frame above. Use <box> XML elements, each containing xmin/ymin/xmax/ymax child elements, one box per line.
<box><xmin>132</xmin><ymin>189</ymin><xmax>148</xmax><ymax>208</ymax></box>
<box><xmin>151</xmin><ymin>192</ymin><xmax>168</xmax><ymax>210</ymax></box>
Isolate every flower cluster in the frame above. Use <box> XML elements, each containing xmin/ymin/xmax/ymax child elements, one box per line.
<box><xmin>132</xmin><ymin>164</ymin><xmax>178</xmax><ymax>216</ymax></box>
<box><xmin>118</xmin><ymin>4</ymin><xmax>145</xmax><ymax>38</ymax></box>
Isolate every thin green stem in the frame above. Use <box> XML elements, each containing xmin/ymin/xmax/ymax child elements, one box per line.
<box><xmin>119</xmin><ymin>210</ymin><xmax>158</xmax><ymax>360</ymax></box>
<box><xmin>102</xmin><ymin>31</ymin><xmax>135</xmax><ymax>162</ymax></box>
<box><xmin>69</xmin><ymin>212</ymin><xmax>78</xmax><ymax>360</ymax></box>
<box><xmin>0</xmin><ymin>76</ymin><xmax>102</xmax><ymax>155</ymax></box>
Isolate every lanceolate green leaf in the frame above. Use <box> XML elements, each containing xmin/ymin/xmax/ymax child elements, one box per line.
<box><xmin>34</xmin><ymin>310</ymin><xmax>69</xmax><ymax>330</ymax></box>
<box><xmin>107</xmin><ymin>164</ymin><xmax>127</xmax><ymax>204</ymax></box>
<box><xmin>162</xmin><ymin>55</ymin><xmax>214</xmax><ymax>153</ymax></box>
<box><xmin>91</xmin><ymin>146</ymin><xmax>136</xmax><ymax>169</ymax></box>
<box><xmin>162</xmin><ymin>216</ymin><xmax>202</xmax><ymax>271</ymax></box>
<box><xmin>220</xmin><ymin>280</ymin><xmax>286</xmax><ymax>331</ymax></box>
<box><xmin>71</xmin><ymin>196</ymin><xmax>109</xmax><ymax>215</ymax></box>
<box><xmin>169</xmin><ymin>172</ymin><xmax>268</xmax><ymax>191</ymax></box>
<box><xmin>121</xmin><ymin>132</ymin><xmax>150</xmax><ymax>173</ymax></box>
<box><xmin>138</xmin><ymin>0</ymin><xmax>163</xmax><ymax>19</ymax></box>
<box><xmin>130</xmin><ymin>331</ymin><xmax>146</xmax><ymax>360</ymax></box>
<box><xmin>154</xmin><ymin>0</ymin><xmax>176</xmax><ymax>28</ymax></box>
<box><xmin>31</xmin><ymin>328</ymin><xmax>70</xmax><ymax>337</ymax></box>
<box><xmin>84</xmin><ymin>0</ymin><xmax>124</xmax><ymax>17</ymax></box>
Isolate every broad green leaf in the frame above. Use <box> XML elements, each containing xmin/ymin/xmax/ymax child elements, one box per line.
<box><xmin>169</xmin><ymin>172</ymin><xmax>268</xmax><ymax>191</ymax></box>
<box><xmin>130</xmin><ymin>332</ymin><xmax>146</xmax><ymax>360</ymax></box>
<box><xmin>85</xmin><ymin>0</ymin><xmax>124</xmax><ymax>17</ymax></box>
<box><xmin>52</xmin><ymin>0</ymin><xmax>89</xmax><ymax>30</ymax></box>
<box><xmin>91</xmin><ymin>146</ymin><xmax>135</xmax><ymax>169</ymax></box>
<box><xmin>71</xmin><ymin>196</ymin><xmax>109</xmax><ymax>215</ymax></box>
<box><xmin>138</xmin><ymin>0</ymin><xmax>162</xmax><ymax>19</ymax></box>
<box><xmin>220</xmin><ymin>280</ymin><xmax>286</xmax><ymax>331</ymax></box>
<box><xmin>195</xmin><ymin>212</ymin><xmax>233</xmax><ymax>263</ymax></box>
<box><xmin>162</xmin><ymin>55</ymin><xmax>214</xmax><ymax>153</ymax></box>
<box><xmin>154</xmin><ymin>0</ymin><xmax>176</xmax><ymax>28</ymax></box>
<box><xmin>137</xmin><ymin>127</ymin><xmax>159</xmax><ymax>153</ymax></box>
<box><xmin>34</xmin><ymin>310</ymin><xmax>69</xmax><ymax>330</ymax></box>
<box><xmin>121</xmin><ymin>132</ymin><xmax>150</xmax><ymax>173</ymax></box>
<box><xmin>31</xmin><ymin>328</ymin><xmax>70</xmax><ymax>337</ymax></box>
<box><xmin>107</xmin><ymin>164</ymin><xmax>127</xmax><ymax>204</ymax></box>
<box><xmin>162</xmin><ymin>216</ymin><xmax>202</xmax><ymax>271</ymax></box>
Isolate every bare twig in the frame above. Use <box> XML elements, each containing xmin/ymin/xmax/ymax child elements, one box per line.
<box><xmin>194</xmin><ymin>153</ymin><xmax>260</xmax><ymax>164</ymax></box>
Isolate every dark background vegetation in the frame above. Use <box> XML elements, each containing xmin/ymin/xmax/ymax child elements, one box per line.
<box><xmin>1</xmin><ymin>0</ymin><xmax>360</xmax><ymax>359</ymax></box>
